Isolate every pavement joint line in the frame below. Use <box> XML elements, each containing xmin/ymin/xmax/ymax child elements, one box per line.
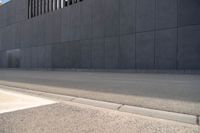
<box><xmin>70</xmin><ymin>97</ymin><xmax>77</xmax><ymax>102</ymax></box>
<box><xmin>0</xmin><ymin>84</ymin><xmax>199</xmax><ymax>125</ymax></box>
<box><xmin>117</xmin><ymin>104</ymin><xmax>124</xmax><ymax>110</ymax></box>
<box><xmin>197</xmin><ymin>115</ymin><xmax>199</xmax><ymax>125</ymax></box>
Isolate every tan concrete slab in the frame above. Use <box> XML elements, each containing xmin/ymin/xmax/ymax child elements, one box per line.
<box><xmin>0</xmin><ymin>88</ymin><xmax>57</xmax><ymax>114</ymax></box>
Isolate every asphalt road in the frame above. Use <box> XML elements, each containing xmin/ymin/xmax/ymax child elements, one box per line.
<box><xmin>0</xmin><ymin>102</ymin><xmax>199</xmax><ymax>133</ymax></box>
<box><xmin>0</xmin><ymin>69</ymin><xmax>200</xmax><ymax>115</ymax></box>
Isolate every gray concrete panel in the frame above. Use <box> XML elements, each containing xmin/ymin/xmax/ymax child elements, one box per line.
<box><xmin>2</xmin><ymin>25</ymin><xmax>15</xmax><ymax>50</ymax></box>
<box><xmin>32</xmin><ymin>16</ymin><xmax>45</xmax><ymax>46</ymax></box>
<box><xmin>120</xmin><ymin>0</ymin><xmax>136</xmax><ymax>35</ymax></box>
<box><xmin>80</xmin><ymin>40</ymin><xmax>92</xmax><ymax>69</ymax></box>
<box><xmin>6</xmin><ymin>49</ymin><xmax>20</xmax><ymax>68</ymax></box>
<box><xmin>156</xmin><ymin>0</ymin><xmax>178</xmax><ymax>29</ymax></box>
<box><xmin>2</xmin><ymin>3</ymin><xmax>9</xmax><ymax>26</ymax></box>
<box><xmin>70</xmin><ymin>3</ymin><xmax>81</xmax><ymax>41</ymax></box>
<box><xmin>65</xmin><ymin>42</ymin><xmax>72</xmax><ymax>68</ymax></box>
<box><xmin>5</xmin><ymin>1</ymin><xmax>16</xmax><ymax>25</ymax></box>
<box><xmin>179</xmin><ymin>0</ymin><xmax>200</xmax><ymax>26</ymax></box>
<box><xmin>0</xmin><ymin>51</ymin><xmax>7</xmax><ymax>68</ymax></box>
<box><xmin>37</xmin><ymin>46</ymin><xmax>52</xmax><ymax>68</ymax></box>
<box><xmin>1</xmin><ymin>27</ymin><xmax>8</xmax><ymax>50</ymax></box>
<box><xmin>104</xmin><ymin>0</ymin><xmax>120</xmax><ymax>37</ymax></box>
<box><xmin>0</xmin><ymin>0</ymin><xmax>200</xmax><ymax>71</ymax></box>
<box><xmin>92</xmin><ymin>38</ymin><xmax>105</xmax><ymax>69</ymax></box>
<box><xmin>80</xmin><ymin>0</ymin><xmax>92</xmax><ymax>40</ymax></box>
<box><xmin>44</xmin><ymin>10</ymin><xmax>61</xmax><ymax>44</ymax></box>
<box><xmin>136</xmin><ymin>31</ymin><xmax>155</xmax><ymax>69</ymax></box>
<box><xmin>178</xmin><ymin>25</ymin><xmax>200</xmax><ymax>69</ymax></box>
<box><xmin>61</xmin><ymin>4</ymin><xmax>81</xmax><ymax>42</ymax></box>
<box><xmin>119</xmin><ymin>34</ymin><xmax>135</xmax><ymax>69</ymax></box>
<box><xmin>13</xmin><ymin>0</ymin><xmax>29</xmax><ymax>24</ymax></box>
<box><xmin>15</xmin><ymin>8</ymin><xmax>27</xmax><ymax>23</ymax></box>
<box><xmin>155</xmin><ymin>29</ymin><xmax>177</xmax><ymax>69</ymax></box>
<box><xmin>69</xmin><ymin>41</ymin><xmax>81</xmax><ymax>68</ymax></box>
<box><xmin>0</xmin><ymin>6</ymin><xmax>6</xmax><ymax>27</ymax></box>
<box><xmin>105</xmin><ymin>37</ymin><xmax>119</xmax><ymax>69</ymax></box>
<box><xmin>10</xmin><ymin>24</ymin><xmax>18</xmax><ymax>49</ymax></box>
<box><xmin>20</xmin><ymin>49</ymin><xmax>26</xmax><ymax>68</ymax></box>
<box><xmin>31</xmin><ymin>47</ymin><xmax>38</xmax><ymax>68</ymax></box>
<box><xmin>14</xmin><ymin>23</ymin><xmax>21</xmax><ymax>49</ymax></box>
<box><xmin>61</xmin><ymin>7</ymin><xmax>71</xmax><ymax>42</ymax></box>
<box><xmin>15</xmin><ymin>0</ymin><xmax>28</xmax><ymax>13</ymax></box>
<box><xmin>92</xmin><ymin>0</ymin><xmax>105</xmax><ymax>38</ymax></box>
<box><xmin>20</xmin><ymin>21</ymin><xmax>32</xmax><ymax>48</ymax></box>
<box><xmin>0</xmin><ymin>52</ymin><xmax>3</xmax><ymax>68</ymax></box>
<box><xmin>136</xmin><ymin>0</ymin><xmax>156</xmax><ymax>32</ymax></box>
<box><xmin>52</xmin><ymin>44</ymin><xmax>66</xmax><ymax>68</ymax></box>
<box><xmin>21</xmin><ymin>48</ymin><xmax>32</xmax><ymax>69</ymax></box>
<box><xmin>0</xmin><ymin>7</ymin><xmax>3</xmax><ymax>28</ymax></box>
<box><xmin>0</xmin><ymin>28</ymin><xmax>2</xmax><ymax>50</ymax></box>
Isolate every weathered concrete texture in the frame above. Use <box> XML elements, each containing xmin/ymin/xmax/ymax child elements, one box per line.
<box><xmin>0</xmin><ymin>103</ymin><xmax>199</xmax><ymax>133</ymax></box>
<box><xmin>119</xmin><ymin>34</ymin><xmax>135</xmax><ymax>69</ymax></box>
<box><xmin>120</xmin><ymin>0</ymin><xmax>136</xmax><ymax>35</ymax></box>
<box><xmin>80</xmin><ymin>0</ymin><xmax>92</xmax><ymax>40</ymax></box>
<box><xmin>179</xmin><ymin>0</ymin><xmax>200</xmax><ymax>26</ymax></box>
<box><xmin>92</xmin><ymin>38</ymin><xmax>105</xmax><ymax>69</ymax></box>
<box><xmin>156</xmin><ymin>0</ymin><xmax>178</xmax><ymax>29</ymax></box>
<box><xmin>136</xmin><ymin>0</ymin><xmax>155</xmax><ymax>32</ymax></box>
<box><xmin>80</xmin><ymin>40</ymin><xmax>92</xmax><ymax>69</ymax></box>
<box><xmin>0</xmin><ymin>0</ymin><xmax>200</xmax><ymax>70</ymax></box>
<box><xmin>178</xmin><ymin>25</ymin><xmax>200</xmax><ymax>69</ymax></box>
<box><xmin>136</xmin><ymin>31</ymin><xmax>155</xmax><ymax>69</ymax></box>
<box><xmin>155</xmin><ymin>29</ymin><xmax>177</xmax><ymax>69</ymax></box>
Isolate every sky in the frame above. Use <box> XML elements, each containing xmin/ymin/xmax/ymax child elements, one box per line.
<box><xmin>0</xmin><ymin>0</ymin><xmax>10</xmax><ymax>4</ymax></box>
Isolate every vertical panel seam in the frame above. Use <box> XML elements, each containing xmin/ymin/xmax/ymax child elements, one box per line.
<box><xmin>154</xmin><ymin>0</ymin><xmax>157</xmax><ymax>70</ymax></box>
<box><xmin>176</xmin><ymin>0</ymin><xmax>180</xmax><ymax>70</ymax></box>
<box><xmin>135</xmin><ymin>0</ymin><xmax>137</xmax><ymax>69</ymax></box>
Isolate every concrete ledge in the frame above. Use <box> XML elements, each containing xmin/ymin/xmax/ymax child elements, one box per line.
<box><xmin>0</xmin><ymin>85</ymin><xmax>76</xmax><ymax>102</ymax></box>
<box><xmin>39</xmin><ymin>92</ymin><xmax>76</xmax><ymax>101</ymax></box>
<box><xmin>119</xmin><ymin>105</ymin><xmax>197</xmax><ymax>125</ymax></box>
<box><xmin>73</xmin><ymin>98</ymin><xmax>122</xmax><ymax>110</ymax></box>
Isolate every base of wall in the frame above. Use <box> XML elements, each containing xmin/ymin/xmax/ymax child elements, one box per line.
<box><xmin>1</xmin><ymin>68</ymin><xmax>200</xmax><ymax>75</ymax></box>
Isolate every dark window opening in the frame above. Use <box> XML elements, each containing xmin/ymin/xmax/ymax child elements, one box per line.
<box><xmin>6</xmin><ymin>49</ymin><xmax>20</xmax><ymax>68</ymax></box>
<box><xmin>28</xmin><ymin>0</ymin><xmax>84</xmax><ymax>19</ymax></box>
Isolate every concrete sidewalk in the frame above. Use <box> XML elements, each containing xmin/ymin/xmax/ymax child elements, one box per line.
<box><xmin>0</xmin><ymin>88</ymin><xmax>56</xmax><ymax>114</ymax></box>
<box><xmin>1</xmin><ymin>87</ymin><xmax>199</xmax><ymax>133</ymax></box>
<box><xmin>1</xmin><ymin>102</ymin><xmax>200</xmax><ymax>133</ymax></box>
<box><xmin>0</xmin><ymin>69</ymin><xmax>200</xmax><ymax>115</ymax></box>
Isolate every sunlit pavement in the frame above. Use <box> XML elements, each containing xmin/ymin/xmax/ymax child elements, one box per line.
<box><xmin>0</xmin><ymin>88</ymin><xmax>56</xmax><ymax>114</ymax></box>
<box><xmin>0</xmin><ymin>88</ymin><xmax>200</xmax><ymax>133</ymax></box>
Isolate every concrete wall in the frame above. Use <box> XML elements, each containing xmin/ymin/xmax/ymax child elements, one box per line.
<box><xmin>0</xmin><ymin>0</ymin><xmax>200</xmax><ymax>70</ymax></box>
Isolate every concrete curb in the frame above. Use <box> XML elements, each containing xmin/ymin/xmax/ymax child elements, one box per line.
<box><xmin>73</xmin><ymin>98</ymin><xmax>122</xmax><ymax>110</ymax></box>
<box><xmin>0</xmin><ymin>84</ymin><xmax>199</xmax><ymax>125</ymax></box>
<box><xmin>39</xmin><ymin>92</ymin><xmax>76</xmax><ymax>101</ymax></box>
<box><xmin>119</xmin><ymin>105</ymin><xmax>197</xmax><ymax>125</ymax></box>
